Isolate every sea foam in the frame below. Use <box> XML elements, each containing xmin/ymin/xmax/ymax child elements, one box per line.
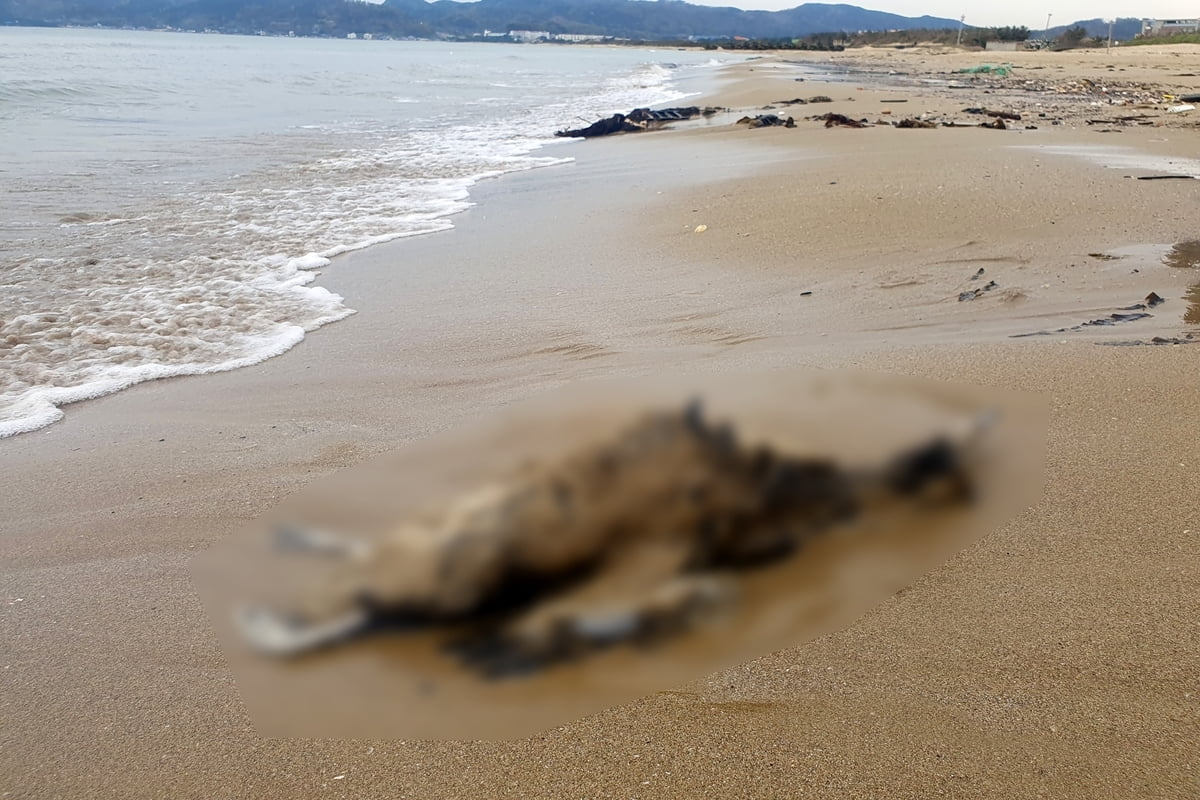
<box><xmin>1</xmin><ymin>42</ymin><xmax>730</xmax><ymax>438</ymax></box>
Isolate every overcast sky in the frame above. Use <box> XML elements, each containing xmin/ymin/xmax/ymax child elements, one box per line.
<box><xmin>679</xmin><ymin>2</ymin><xmax>1196</xmax><ymax>29</ymax></box>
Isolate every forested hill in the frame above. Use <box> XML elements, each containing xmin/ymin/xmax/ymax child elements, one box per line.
<box><xmin>0</xmin><ymin>0</ymin><xmax>964</xmax><ymax>40</ymax></box>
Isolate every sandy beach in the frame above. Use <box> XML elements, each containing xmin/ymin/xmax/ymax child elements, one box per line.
<box><xmin>3</xmin><ymin>44</ymin><xmax>1199</xmax><ymax>798</ymax></box>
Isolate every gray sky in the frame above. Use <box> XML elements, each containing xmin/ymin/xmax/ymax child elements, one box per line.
<box><xmin>679</xmin><ymin>2</ymin><xmax>1196</xmax><ymax>29</ymax></box>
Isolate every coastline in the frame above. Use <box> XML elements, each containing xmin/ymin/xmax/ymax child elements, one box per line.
<box><xmin>0</xmin><ymin>35</ymin><xmax>724</xmax><ymax>441</ymax></box>
<box><xmin>3</xmin><ymin>48</ymin><xmax>1199</xmax><ymax>798</ymax></box>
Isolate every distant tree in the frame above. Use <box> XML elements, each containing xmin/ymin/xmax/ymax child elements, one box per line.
<box><xmin>994</xmin><ymin>25</ymin><xmax>1029</xmax><ymax>41</ymax></box>
<box><xmin>1055</xmin><ymin>25</ymin><xmax>1088</xmax><ymax>49</ymax></box>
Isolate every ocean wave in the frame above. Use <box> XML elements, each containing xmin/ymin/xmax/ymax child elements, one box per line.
<box><xmin>0</xmin><ymin>263</ymin><xmax>353</xmax><ymax>438</ymax></box>
<box><xmin>0</xmin><ymin>48</ymin><xmax>724</xmax><ymax>438</ymax></box>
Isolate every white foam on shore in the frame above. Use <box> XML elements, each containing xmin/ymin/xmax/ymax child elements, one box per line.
<box><xmin>0</xmin><ymin>323</ymin><xmax>314</xmax><ymax>439</ymax></box>
<box><xmin>288</xmin><ymin>254</ymin><xmax>333</xmax><ymax>271</ymax></box>
<box><xmin>0</xmin><ymin>55</ymin><xmax>727</xmax><ymax>438</ymax></box>
<box><xmin>0</xmin><ymin>256</ymin><xmax>353</xmax><ymax>438</ymax></box>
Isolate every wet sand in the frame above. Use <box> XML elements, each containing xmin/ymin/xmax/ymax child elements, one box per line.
<box><xmin>2</xmin><ymin>47</ymin><xmax>1199</xmax><ymax>798</ymax></box>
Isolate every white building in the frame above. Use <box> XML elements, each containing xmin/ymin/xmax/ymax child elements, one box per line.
<box><xmin>1141</xmin><ymin>18</ymin><xmax>1200</xmax><ymax>36</ymax></box>
<box><xmin>509</xmin><ymin>30</ymin><xmax>550</xmax><ymax>43</ymax></box>
<box><xmin>553</xmin><ymin>33</ymin><xmax>607</xmax><ymax>43</ymax></box>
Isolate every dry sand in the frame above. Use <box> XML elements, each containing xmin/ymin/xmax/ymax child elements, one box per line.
<box><xmin>2</xmin><ymin>46</ymin><xmax>1199</xmax><ymax>798</ymax></box>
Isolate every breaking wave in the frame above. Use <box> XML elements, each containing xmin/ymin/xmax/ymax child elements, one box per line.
<box><xmin>1</xmin><ymin>40</ymin><xmax>716</xmax><ymax>437</ymax></box>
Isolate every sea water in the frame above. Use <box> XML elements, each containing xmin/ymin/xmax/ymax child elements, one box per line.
<box><xmin>0</xmin><ymin>28</ymin><xmax>736</xmax><ymax>437</ymax></box>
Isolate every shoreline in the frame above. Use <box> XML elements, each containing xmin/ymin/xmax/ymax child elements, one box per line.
<box><xmin>0</xmin><ymin>43</ymin><xmax>736</xmax><ymax>441</ymax></box>
<box><xmin>13</xmin><ymin>45</ymin><xmax>1196</xmax><ymax>442</ymax></box>
<box><xmin>3</xmin><ymin>47</ymin><xmax>1199</xmax><ymax>799</ymax></box>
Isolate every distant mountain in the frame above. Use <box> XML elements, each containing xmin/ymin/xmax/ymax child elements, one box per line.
<box><xmin>423</xmin><ymin>0</ymin><xmax>965</xmax><ymax>39</ymax></box>
<box><xmin>0</xmin><ymin>0</ymin><xmax>964</xmax><ymax>40</ymax></box>
<box><xmin>1043</xmin><ymin>17</ymin><xmax>1143</xmax><ymax>41</ymax></box>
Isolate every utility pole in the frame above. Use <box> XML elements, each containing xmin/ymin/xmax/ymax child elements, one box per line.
<box><xmin>1107</xmin><ymin>18</ymin><xmax>1115</xmax><ymax>52</ymax></box>
<box><xmin>956</xmin><ymin>14</ymin><xmax>965</xmax><ymax>47</ymax></box>
<box><xmin>1045</xmin><ymin>12</ymin><xmax>1053</xmax><ymax>41</ymax></box>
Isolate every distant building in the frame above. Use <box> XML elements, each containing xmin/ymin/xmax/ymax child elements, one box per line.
<box><xmin>346</xmin><ymin>32</ymin><xmax>358</xmax><ymax>39</ymax></box>
<box><xmin>509</xmin><ymin>30</ymin><xmax>550</xmax><ymax>43</ymax></box>
<box><xmin>552</xmin><ymin>33</ymin><xmax>606</xmax><ymax>43</ymax></box>
<box><xmin>1141</xmin><ymin>18</ymin><xmax>1200</xmax><ymax>36</ymax></box>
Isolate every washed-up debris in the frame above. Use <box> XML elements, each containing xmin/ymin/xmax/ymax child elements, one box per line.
<box><xmin>959</xmin><ymin>280</ymin><xmax>998</xmax><ymax>302</ymax></box>
<box><xmin>964</xmin><ymin>107</ymin><xmax>1022</xmax><ymax>121</ymax></box>
<box><xmin>233</xmin><ymin>396</ymin><xmax>995</xmax><ymax>675</ymax></box>
<box><xmin>1011</xmin><ymin>304</ymin><xmax>1154</xmax><ymax>338</ymax></box>
<box><xmin>1168</xmin><ymin>104</ymin><xmax>1195</xmax><ymax>114</ymax></box>
<box><xmin>940</xmin><ymin>118</ymin><xmax>1017</xmax><ymax>130</ymax></box>
<box><xmin>1100</xmin><ymin>334</ymin><xmax>1198</xmax><ymax>347</ymax></box>
<box><xmin>773</xmin><ymin>98</ymin><xmax>808</xmax><ymax>106</ymax></box>
<box><xmin>1136</xmin><ymin>175</ymin><xmax>1197</xmax><ymax>181</ymax></box>
<box><xmin>1181</xmin><ymin>94</ymin><xmax>1200</xmax><ymax>103</ymax></box>
<box><xmin>896</xmin><ymin>118</ymin><xmax>937</xmax><ymax>129</ymax></box>
<box><xmin>1120</xmin><ymin>292</ymin><xmax>1166</xmax><ymax>311</ymax></box>
<box><xmin>627</xmin><ymin>106</ymin><xmax>719</xmax><ymax>123</ymax></box>
<box><xmin>1086</xmin><ymin>114</ymin><xmax>1158</xmax><ymax>125</ymax></box>
<box><xmin>1086</xmin><ymin>312</ymin><xmax>1150</xmax><ymax>325</ymax></box>
<box><xmin>880</xmin><ymin>99</ymin><xmax>909</xmax><ymax>104</ymax></box>
<box><xmin>556</xmin><ymin>114</ymin><xmax>641</xmax><ymax>138</ymax></box>
<box><xmin>555</xmin><ymin>107</ymin><xmax>719</xmax><ymax>138</ymax></box>
<box><xmin>934</xmin><ymin>74</ymin><xmax>1199</xmax><ymax>129</ymax></box>
<box><xmin>736</xmin><ymin>114</ymin><xmax>795</xmax><ymax>129</ymax></box>
<box><xmin>206</xmin><ymin>369</ymin><xmax>1045</xmax><ymax>742</ymax></box>
<box><xmin>955</xmin><ymin>64</ymin><xmax>1013</xmax><ymax>77</ymax></box>
<box><xmin>809</xmin><ymin>96</ymin><xmax>833</xmax><ymax>103</ymax></box>
<box><xmin>817</xmin><ymin>113</ymin><xmax>869</xmax><ymax>128</ymax></box>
